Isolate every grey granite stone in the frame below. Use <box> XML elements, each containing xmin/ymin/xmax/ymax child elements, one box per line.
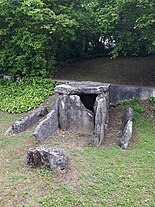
<box><xmin>55</xmin><ymin>82</ymin><xmax>110</xmax><ymax>95</ymax></box>
<box><xmin>120</xmin><ymin>108</ymin><xmax>133</xmax><ymax>149</ymax></box>
<box><xmin>26</xmin><ymin>146</ymin><xmax>68</xmax><ymax>174</ymax></box>
<box><xmin>12</xmin><ymin>106</ymin><xmax>48</xmax><ymax>133</ymax></box>
<box><xmin>93</xmin><ymin>93</ymin><xmax>109</xmax><ymax>147</ymax></box>
<box><xmin>125</xmin><ymin>107</ymin><xmax>133</xmax><ymax>123</ymax></box>
<box><xmin>59</xmin><ymin>94</ymin><xmax>94</xmax><ymax>135</ymax></box>
<box><xmin>120</xmin><ymin>120</ymin><xmax>133</xmax><ymax>149</ymax></box>
<box><xmin>33</xmin><ymin>99</ymin><xmax>59</xmax><ymax>142</ymax></box>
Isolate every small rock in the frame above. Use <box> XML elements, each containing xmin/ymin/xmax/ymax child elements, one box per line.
<box><xmin>26</xmin><ymin>146</ymin><xmax>68</xmax><ymax>174</ymax></box>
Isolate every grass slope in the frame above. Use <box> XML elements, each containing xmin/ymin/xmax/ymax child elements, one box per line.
<box><xmin>0</xmin><ymin>100</ymin><xmax>154</xmax><ymax>207</ymax></box>
<box><xmin>55</xmin><ymin>55</ymin><xmax>155</xmax><ymax>86</ymax></box>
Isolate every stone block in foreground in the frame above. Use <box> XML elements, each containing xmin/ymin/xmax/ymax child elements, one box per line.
<box><xmin>12</xmin><ymin>106</ymin><xmax>48</xmax><ymax>133</ymax></box>
<box><xmin>26</xmin><ymin>146</ymin><xmax>68</xmax><ymax>174</ymax></box>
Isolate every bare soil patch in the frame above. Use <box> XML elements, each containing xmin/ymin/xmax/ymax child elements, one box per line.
<box><xmin>104</xmin><ymin>106</ymin><xmax>124</xmax><ymax>147</ymax></box>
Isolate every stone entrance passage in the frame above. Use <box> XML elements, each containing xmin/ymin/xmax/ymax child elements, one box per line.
<box><xmin>55</xmin><ymin>82</ymin><xmax>110</xmax><ymax>147</ymax></box>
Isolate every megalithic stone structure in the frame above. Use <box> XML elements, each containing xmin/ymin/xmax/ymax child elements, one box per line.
<box><xmin>55</xmin><ymin>82</ymin><xmax>110</xmax><ymax>147</ymax></box>
<box><xmin>33</xmin><ymin>81</ymin><xmax>110</xmax><ymax>146</ymax></box>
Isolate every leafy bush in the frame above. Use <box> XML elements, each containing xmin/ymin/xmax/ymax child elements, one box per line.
<box><xmin>117</xmin><ymin>98</ymin><xmax>146</xmax><ymax>123</ymax></box>
<box><xmin>0</xmin><ymin>0</ymin><xmax>154</xmax><ymax>77</ymax></box>
<box><xmin>149</xmin><ymin>97</ymin><xmax>155</xmax><ymax>112</ymax></box>
<box><xmin>132</xmin><ymin>103</ymin><xmax>146</xmax><ymax>114</ymax></box>
<box><xmin>117</xmin><ymin>98</ymin><xmax>146</xmax><ymax>113</ymax></box>
<box><xmin>0</xmin><ymin>0</ymin><xmax>78</xmax><ymax>76</ymax></box>
<box><xmin>0</xmin><ymin>78</ymin><xmax>56</xmax><ymax>113</ymax></box>
<box><xmin>149</xmin><ymin>97</ymin><xmax>155</xmax><ymax>104</ymax></box>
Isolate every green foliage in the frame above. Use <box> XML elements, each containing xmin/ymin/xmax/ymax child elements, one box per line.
<box><xmin>0</xmin><ymin>0</ymin><xmax>154</xmax><ymax>76</ymax></box>
<box><xmin>149</xmin><ymin>97</ymin><xmax>155</xmax><ymax>112</ymax></box>
<box><xmin>129</xmin><ymin>99</ymin><xmax>146</xmax><ymax>113</ymax></box>
<box><xmin>149</xmin><ymin>97</ymin><xmax>155</xmax><ymax>104</ymax></box>
<box><xmin>117</xmin><ymin>98</ymin><xmax>146</xmax><ymax>123</ymax></box>
<box><xmin>97</xmin><ymin>0</ymin><xmax>155</xmax><ymax>57</ymax></box>
<box><xmin>0</xmin><ymin>78</ymin><xmax>56</xmax><ymax>113</ymax></box>
<box><xmin>117</xmin><ymin>98</ymin><xmax>145</xmax><ymax>113</ymax></box>
<box><xmin>0</xmin><ymin>0</ymin><xmax>78</xmax><ymax>76</ymax></box>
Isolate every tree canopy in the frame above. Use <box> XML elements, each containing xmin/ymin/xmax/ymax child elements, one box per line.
<box><xmin>0</xmin><ymin>0</ymin><xmax>154</xmax><ymax>76</ymax></box>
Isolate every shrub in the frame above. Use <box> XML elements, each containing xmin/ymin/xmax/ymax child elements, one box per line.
<box><xmin>0</xmin><ymin>78</ymin><xmax>56</xmax><ymax>113</ymax></box>
<box><xmin>149</xmin><ymin>97</ymin><xmax>155</xmax><ymax>104</ymax></box>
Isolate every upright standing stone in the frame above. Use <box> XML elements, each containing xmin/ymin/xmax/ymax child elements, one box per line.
<box><xmin>59</xmin><ymin>94</ymin><xmax>94</xmax><ymax>135</ymax></box>
<box><xmin>33</xmin><ymin>98</ymin><xmax>59</xmax><ymax>142</ymax></box>
<box><xmin>120</xmin><ymin>107</ymin><xmax>133</xmax><ymax>149</ymax></box>
<box><xmin>93</xmin><ymin>93</ymin><xmax>109</xmax><ymax>146</ymax></box>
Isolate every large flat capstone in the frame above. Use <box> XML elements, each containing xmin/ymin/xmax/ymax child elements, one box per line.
<box><xmin>55</xmin><ymin>82</ymin><xmax>110</xmax><ymax>95</ymax></box>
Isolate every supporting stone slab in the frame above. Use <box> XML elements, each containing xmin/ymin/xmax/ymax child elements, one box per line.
<box><xmin>56</xmin><ymin>82</ymin><xmax>110</xmax><ymax>146</ymax></box>
<box><xmin>12</xmin><ymin>106</ymin><xmax>48</xmax><ymax>133</ymax></box>
<box><xmin>33</xmin><ymin>98</ymin><xmax>59</xmax><ymax>142</ymax></box>
<box><xmin>93</xmin><ymin>93</ymin><xmax>109</xmax><ymax>146</ymax></box>
<box><xmin>59</xmin><ymin>95</ymin><xmax>94</xmax><ymax>135</ymax></box>
<box><xmin>26</xmin><ymin>146</ymin><xmax>68</xmax><ymax>174</ymax></box>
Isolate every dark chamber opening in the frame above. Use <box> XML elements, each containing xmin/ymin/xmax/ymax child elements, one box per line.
<box><xmin>79</xmin><ymin>94</ymin><xmax>97</xmax><ymax>112</ymax></box>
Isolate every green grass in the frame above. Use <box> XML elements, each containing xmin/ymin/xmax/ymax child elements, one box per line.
<box><xmin>39</xmin><ymin>123</ymin><xmax>155</xmax><ymax>207</ymax></box>
<box><xmin>0</xmin><ymin>101</ymin><xmax>155</xmax><ymax>207</ymax></box>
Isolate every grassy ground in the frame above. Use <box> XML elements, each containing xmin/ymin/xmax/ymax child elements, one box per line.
<box><xmin>55</xmin><ymin>55</ymin><xmax>155</xmax><ymax>86</ymax></box>
<box><xmin>0</xmin><ymin>99</ymin><xmax>154</xmax><ymax>207</ymax></box>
